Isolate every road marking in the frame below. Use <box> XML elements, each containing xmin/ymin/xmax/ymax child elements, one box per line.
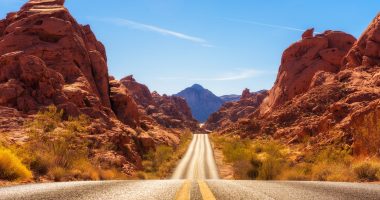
<box><xmin>194</xmin><ymin>156</ymin><xmax>199</xmax><ymax>179</ymax></box>
<box><xmin>175</xmin><ymin>180</ymin><xmax>191</xmax><ymax>200</ymax></box>
<box><xmin>198</xmin><ymin>180</ymin><xmax>216</xmax><ymax>200</ymax></box>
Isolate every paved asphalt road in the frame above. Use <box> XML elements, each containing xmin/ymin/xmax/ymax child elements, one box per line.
<box><xmin>1</xmin><ymin>134</ymin><xmax>380</xmax><ymax>200</ymax></box>
<box><xmin>171</xmin><ymin>133</ymin><xmax>219</xmax><ymax>180</ymax></box>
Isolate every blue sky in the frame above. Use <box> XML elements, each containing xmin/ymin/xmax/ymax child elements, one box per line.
<box><xmin>1</xmin><ymin>0</ymin><xmax>379</xmax><ymax>95</ymax></box>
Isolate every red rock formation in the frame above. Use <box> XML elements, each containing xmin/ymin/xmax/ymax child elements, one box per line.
<box><xmin>120</xmin><ymin>75</ymin><xmax>154</xmax><ymax>108</ymax></box>
<box><xmin>0</xmin><ymin>0</ymin><xmax>112</xmax><ymax>117</ymax></box>
<box><xmin>109</xmin><ymin>77</ymin><xmax>140</xmax><ymax>128</ymax></box>
<box><xmin>260</xmin><ymin>29</ymin><xmax>355</xmax><ymax>114</ymax></box>
<box><xmin>208</xmin><ymin>16</ymin><xmax>380</xmax><ymax>156</ymax></box>
<box><xmin>121</xmin><ymin>75</ymin><xmax>198</xmax><ymax>130</ymax></box>
<box><xmin>344</xmin><ymin>14</ymin><xmax>380</xmax><ymax>68</ymax></box>
<box><xmin>205</xmin><ymin>89</ymin><xmax>268</xmax><ymax>131</ymax></box>
<box><xmin>152</xmin><ymin>92</ymin><xmax>198</xmax><ymax>129</ymax></box>
<box><xmin>0</xmin><ymin>0</ymin><xmax>145</xmax><ymax>174</ymax></box>
<box><xmin>302</xmin><ymin>28</ymin><xmax>314</xmax><ymax>39</ymax></box>
<box><xmin>0</xmin><ymin>0</ymin><xmax>198</xmax><ymax>177</ymax></box>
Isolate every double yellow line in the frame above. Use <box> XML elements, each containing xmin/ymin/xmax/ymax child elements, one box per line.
<box><xmin>175</xmin><ymin>179</ymin><xmax>216</xmax><ymax>200</ymax></box>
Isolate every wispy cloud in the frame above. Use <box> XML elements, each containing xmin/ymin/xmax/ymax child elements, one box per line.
<box><xmin>227</xmin><ymin>18</ymin><xmax>317</xmax><ymax>33</ymax></box>
<box><xmin>158</xmin><ymin>69</ymin><xmax>275</xmax><ymax>81</ymax></box>
<box><xmin>96</xmin><ymin>17</ymin><xmax>212</xmax><ymax>47</ymax></box>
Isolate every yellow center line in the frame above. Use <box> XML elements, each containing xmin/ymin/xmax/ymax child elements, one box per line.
<box><xmin>198</xmin><ymin>180</ymin><xmax>217</xmax><ymax>200</ymax></box>
<box><xmin>175</xmin><ymin>180</ymin><xmax>191</xmax><ymax>200</ymax></box>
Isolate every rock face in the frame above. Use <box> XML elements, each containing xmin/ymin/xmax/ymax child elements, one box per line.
<box><xmin>121</xmin><ymin>75</ymin><xmax>198</xmax><ymax>130</ymax></box>
<box><xmin>207</xmin><ymin>18</ymin><xmax>380</xmax><ymax>157</ymax></box>
<box><xmin>0</xmin><ymin>0</ymin><xmax>112</xmax><ymax>116</ymax></box>
<box><xmin>109</xmin><ymin>77</ymin><xmax>139</xmax><ymax>128</ymax></box>
<box><xmin>344</xmin><ymin>14</ymin><xmax>380</xmax><ymax>68</ymax></box>
<box><xmin>260</xmin><ymin>29</ymin><xmax>356</xmax><ymax>114</ymax></box>
<box><xmin>205</xmin><ymin>89</ymin><xmax>268</xmax><ymax>131</ymax></box>
<box><xmin>176</xmin><ymin>84</ymin><xmax>224</xmax><ymax>122</ymax></box>
<box><xmin>0</xmin><ymin>0</ymin><xmax>144</xmax><ymax>174</ymax></box>
<box><xmin>0</xmin><ymin>0</ymin><xmax>198</xmax><ymax>176</ymax></box>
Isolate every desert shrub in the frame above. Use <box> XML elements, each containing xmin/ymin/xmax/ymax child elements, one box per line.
<box><xmin>48</xmin><ymin>167</ymin><xmax>66</xmax><ymax>181</ymax></box>
<box><xmin>146</xmin><ymin>145</ymin><xmax>173</xmax><ymax>171</ymax></box>
<box><xmin>19</xmin><ymin>105</ymin><xmax>109</xmax><ymax>181</ymax></box>
<box><xmin>222</xmin><ymin>139</ymin><xmax>251</xmax><ymax>163</ymax></box>
<box><xmin>279</xmin><ymin>165</ymin><xmax>311</xmax><ymax>181</ymax></box>
<box><xmin>313</xmin><ymin>145</ymin><xmax>352</xmax><ymax>165</ymax></box>
<box><xmin>326</xmin><ymin>166</ymin><xmax>355</xmax><ymax>182</ymax></box>
<box><xmin>214</xmin><ymin>136</ymin><xmax>254</xmax><ymax>179</ymax></box>
<box><xmin>140</xmin><ymin>130</ymin><xmax>193</xmax><ymax>179</ymax></box>
<box><xmin>28</xmin><ymin>105</ymin><xmax>62</xmax><ymax>133</ymax></box>
<box><xmin>136</xmin><ymin>171</ymin><xmax>147</xmax><ymax>180</ymax></box>
<box><xmin>27</xmin><ymin>106</ymin><xmax>90</xmax><ymax>169</ymax></box>
<box><xmin>212</xmin><ymin>134</ymin><xmax>380</xmax><ymax>182</ymax></box>
<box><xmin>311</xmin><ymin>163</ymin><xmax>332</xmax><ymax>181</ymax></box>
<box><xmin>233</xmin><ymin>159</ymin><xmax>252</xmax><ymax>179</ymax></box>
<box><xmin>258</xmin><ymin>157</ymin><xmax>284</xmax><ymax>180</ymax></box>
<box><xmin>0</xmin><ymin>148</ymin><xmax>32</xmax><ymax>181</ymax></box>
<box><xmin>280</xmin><ymin>162</ymin><xmax>312</xmax><ymax>181</ymax></box>
<box><xmin>70</xmin><ymin>159</ymin><xmax>100</xmax><ymax>180</ymax></box>
<box><xmin>252</xmin><ymin>140</ymin><xmax>284</xmax><ymax>157</ymax></box>
<box><xmin>252</xmin><ymin>140</ymin><xmax>287</xmax><ymax>180</ymax></box>
<box><xmin>29</xmin><ymin>156</ymin><xmax>50</xmax><ymax>175</ymax></box>
<box><xmin>66</xmin><ymin>115</ymin><xmax>89</xmax><ymax>133</ymax></box>
<box><xmin>142</xmin><ymin>160</ymin><xmax>154</xmax><ymax>172</ymax></box>
<box><xmin>212</xmin><ymin>135</ymin><xmax>288</xmax><ymax>180</ymax></box>
<box><xmin>247</xmin><ymin>155</ymin><xmax>262</xmax><ymax>179</ymax></box>
<box><xmin>353</xmin><ymin>162</ymin><xmax>380</xmax><ymax>182</ymax></box>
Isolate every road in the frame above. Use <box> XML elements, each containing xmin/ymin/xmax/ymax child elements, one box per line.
<box><xmin>171</xmin><ymin>133</ymin><xmax>219</xmax><ymax>180</ymax></box>
<box><xmin>1</xmin><ymin>134</ymin><xmax>380</xmax><ymax>200</ymax></box>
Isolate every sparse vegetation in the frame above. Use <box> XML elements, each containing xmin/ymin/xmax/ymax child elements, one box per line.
<box><xmin>0</xmin><ymin>147</ymin><xmax>32</xmax><ymax>181</ymax></box>
<box><xmin>211</xmin><ymin>134</ymin><xmax>288</xmax><ymax>180</ymax></box>
<box><xmin>353</xmin><ymin>162</ymin><xmax>380</xmax><ymax>182</ymax></box>
<box><xmin>211</xmin><ymin>133</ymin><xmax>380</xmax><ymax>182</ymax></box>
<box><xmin>1</xmin><ymin>105</ymin><xmax>126</xmax><ymax>183</ymax></box>
<box><xmin>139</xmin><ymin>130</ymin><xmax>193</xmax><ymax>179</ymax></box>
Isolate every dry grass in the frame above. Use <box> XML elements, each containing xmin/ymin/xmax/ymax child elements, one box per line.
<box><xmin>3</xmin><ymin>105</ymin><xmax>126</xmax><ymax>182</ymax></box>
<box><xmin>0</xmin><ymin>147</ymin><xmax>32</xmax><ymax>181</ymax></box>
<box><xmin>211</xmin><ymin>134</ymin><xmax>380</xmax><ymax>182</ymax></box>
<box><xmin>353</xmin><ymin>161</ymin><xmax>380</xmax><ymax>182</ymax></box>
<box><xmin>211</xmin><ymin>134</ymin><xmax>288</xmax><ymax>180</ymax></box>
<box><xmin>139</xmin><ymin>130</ymin><xmax>193</xmax><ymax>179</ymax></box>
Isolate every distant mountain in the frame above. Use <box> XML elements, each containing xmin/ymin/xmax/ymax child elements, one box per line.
<box><xmin>220</xmin><ymin>94</ymin><xmax>241</xmax><ymax>102</ymax></box>
<box><xmin>176</xmin><ymin>84</ymin><xmax>224</xmax><ymax>122</ymax></box>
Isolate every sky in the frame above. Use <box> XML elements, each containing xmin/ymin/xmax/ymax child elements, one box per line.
<box><xmin>0</xmin><ymin>0</ymin><xmax>379</xmax><ymax>96</ymax></box>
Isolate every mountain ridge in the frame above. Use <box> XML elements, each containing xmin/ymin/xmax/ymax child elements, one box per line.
<box><xmin>176</xmin><ymin>84</ymin><xmax>224</xmax><ymax>122</ymax></box>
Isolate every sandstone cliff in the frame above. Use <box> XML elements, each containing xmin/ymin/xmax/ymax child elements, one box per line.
<box><xmin>120</xmin><ymin>75</ymin><xmax>199</xmax><ymax>131</ymax></box>
<box><xmin>206</xmin><ymin>15</ymin><xmax>380</xmax><ymax>156</ymax></box>
<box><xmin>205</xmin><ymin>89</ymin><xmax>267</xmax><ymax>131</ymax></box>
<box><xmin>0</xmin><ymin>0</ymin><xmax>197</xmax><ymax>178</ymax></box>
